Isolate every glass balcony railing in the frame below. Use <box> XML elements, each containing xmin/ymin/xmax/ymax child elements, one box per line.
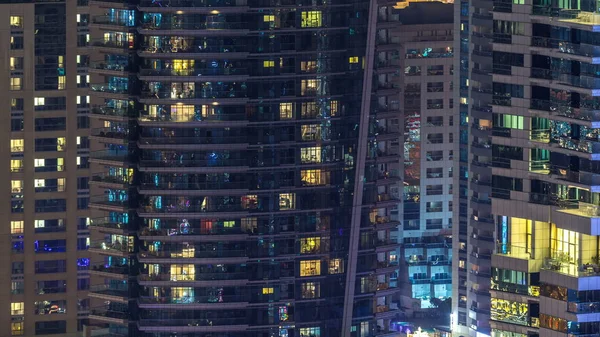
<box><xmin>568</xmin><ymin>301</ymin><xmax>600</xmax><ymax>313</ymax></box>
<box><xmin>138</xmin><ymin>318</ymin><xmax>246</xmax><ymax>327</ymax></box>
<box><xmin>138</xmin><ymin>294</ymin><xmax>248</xmax><ymax>304</ymax></box>
<box><xmin>91</xmin><ymin>83</ymin><xmax>129</xmax><ymax>94</ymax></box>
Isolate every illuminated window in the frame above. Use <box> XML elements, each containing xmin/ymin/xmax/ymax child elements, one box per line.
<box><xmin>301</xmin><ymin>11</ymin><xmax>322</xmax><ymax>27</ymax></box>
<box><xmin>280</xmin><ymin>103</ymin><xmax>293</xmax><ymax>120</ymax></box>
<box><xmin>551</xmin><ymin>225</ymin><xmax>579</xmax><ymax>264</ymax></box>
<box><xmin>170</xmin><ymin>264</ymin><xmax>195</xmax><ymax>281</ymax></box>
<box><xmin>10</xmin><ymin>77</ymin><xmax>22</xmax><ymax>91</ymax></box>
<box><xmin>10</xmin><ymin>57</ymin><xmax>22</xmax><ymax>70</ymax></box>
<box><xmin>34</xmin><ymin>97</ymin><xmax>45</xmax><ymax>106</ymax></box>
<box><xmin>171</xmin><ymin>287</ymin><xmax>194</xmax><ymax>303</ymax></box>
<box><xmin>329</xmin><ymin>258</ymin><xmax>344</xmax><ymax>274</ymax></box>
<box><xmin>301</xmin><ymin>124</ymin><xmax>321</xmax><ymax>141</ymax></box>
<box><xmin>459</xmin><ymin>259</ymin><xmax>465</xmax><ymax>269</ymax></box>
<box><xmin>10</xmin><ymin>221</ymin><xmax>23</xmax><ymax>234</ymax></box>
<box><xmin>11</xmin><ymin>322</ymin><xmax>23</xmax><ymax>336</ymax></box>
<box><xmin>263</xmin><ymin>60</ymin><xmax>275</xmax><ymax>68</ymax></box>
<box><xmin>10</xmin><ymin>139</ymin><xmax>24</xmax><ymax>152</ymax></box>
<box><xmin>301</xmin><ymin>169</ymin><xmax>330</xmax><ymax>186</ymax></box>
<box><xmin>301</xmin><ymin>147</ymin><xmax>322</xmax><ymax>163</ymax></box>
<box><xmin>262</xmin><ymin>287</ymin><xmax>274</xmax><ymax>294</ymax></box>
<box><xmin>34</xmin><ymin>220</ymin><xmax>45</xmax><ymax>229</ymax></box>
<box><xmin>10</xmin><ymin>16</ymin><xmax>22</xmax><ymax>29</ymax></box>
<box><xmin>300</xmin><ymin>237</ymin><xmax>321</xmax><ymax>254</ymax></box>
<box><xmin>58</xmin><ymin>76</ymin><xmax>66</xmax><ymax>90</ymax></box>
<box><xmin>279</xmin><ymin>193</ymin><xmax>295</xmax><ymax>210</ymax></box>
<box><xmin>301</xmin><ymin>61</ymin><xmax>317</xmax><ymax>72</ymax></box>
<box><xmin>264</xmin><ymin>15</ymin><xmax>275</xmax><ymax>22</ymax></box>
<box><xmin>301</xmin><ymin>102</ymin><xmax>318</xmax><ymax>118</ymax></box>
<box><xmin>57</xmin><ymin>137</ymin><xmax>66</xmax><ymax>151</ymax></box>
<box><xmin>57</xmin><ymin>158</ymin><xmax>64</xmax><ymax>171</ymax></box>
<box><xmin>11</xmin><ymin>180</ymin><xmax>22</xmax><ymax>193</ymax></box>
<box><xmin>300</xmin><ymin>260</ymin><xmax>321</xmax><ymax>277</ymax></box>
<box><xmin>34</xmin><ymin>159</ymin><xmax>45</xmax><ymax>167</ymax></box>
<box><xmin>301</xmin><ymin>79</ymin><xmax>320</xmax><ymax>95</ymax></box>
<box><xmin>301</xmin><ymin>282</ymin><xmax>320</xmax><ymax>299</ymax></box>
<box><xmin>223</xmin><ymin>220</ymin><xmax>235</xmax><ymax>228</ymax></box>
<box><xmin>349</xmin><ymin>56</ymin><xmax>359</xmax><ymax>64</ymax></box>
<box><xmin>11</xmin><ymin>302</ymin><xmax>24</xmax><ymax>315</ymax></box>
<box><xmin>242</xmin><ymin>195</ymin><xmax>258</xmax><ymax>209</ymax></box>
<box><xmin>300</xmin><ymin>327</ymin><xmax>321</xmax><ymax>337</ymax></box>
<box><xmin>11</xmin><ymin>159</ymin><xmax>23</xmax><ymax>172</ymax></box>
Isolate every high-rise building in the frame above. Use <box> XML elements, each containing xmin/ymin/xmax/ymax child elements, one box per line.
<box><xmin>393</xmin><ymin>1</ymin><xmax>455</xmax><ymax>316</ymax></box>
<box><xmin>85</xmin><ymin>1</ymin><xmax>405</xmax><ymax>337</ymax></box>
<box><xmin>456</xmin><ymin>0</ymin><xmax>600</xmax><ymax>336</ymax></box>
<box><xmin>0</xmin><ymin>0</ymin><xmax>92</xmax><ymax>336</ymax></box>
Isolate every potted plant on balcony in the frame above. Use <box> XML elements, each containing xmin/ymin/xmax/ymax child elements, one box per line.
<box><xmin>555</xmin><ymin>252</ymin><xmax>571</xmax><ymax>270</ymax></box>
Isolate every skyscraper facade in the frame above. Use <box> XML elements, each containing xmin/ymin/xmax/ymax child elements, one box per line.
<box><xmin>0</xmin><ymin>0</ymin><xmax>92</xmax><ymax>336</ymax></box>
<box><xmin>456</xmin><ymin>0</ymin><xmax>600</xmax><ymax>336</ymax></box>
<box><xmin>86</xmin><ymin>1</ymin><xmax>404</xmax><ymax>337</ymax></box>
<box><xmin>394</xmin><ymin>1</ymin><xmax>455</xmax><ymax>316</ymax></box>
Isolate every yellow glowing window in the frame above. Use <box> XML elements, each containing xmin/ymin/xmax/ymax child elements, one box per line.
<box><xmin>279</xmin><ymin>193</ymin><xmax>295</xmax><ymax>210</ymax></box>
<box><xmin>10</xmin><ymin>16</ymin><xmax>22</xmax><ymax>29</ymax></box>
<box><xmin>300</xmin><ymin>237</ymin><xmax>321</xmax><ymax>254</ymax></box>
<box><xmin>11</xmin><ymin>159</ymin><xmax>23</xmax><ymax>172</ymax></box>
<box><xmin>58</xmin><ymin>55</ymin><xmax>64</xmax><ymax>68</ymax></box>
<box><xmin>301</xmin><ymin>61</ymin><xmax>317</xmax><ymax>72</ymax></box>
<box><xmin>10</xmin><ymin>221</ymin><xmax>23</xmax><ymax>234</ymax></box>
<box><xmin>301</xmin><ymin>146</ymin><xmax>322</xmax><ymax>163</ymax></box>
<box><xmin>262</xmin><ymin>287</ymin><xmax>274</xmax><ymax>294</ymax></box>
<box><xmin>57</xmin><ymin>158</ymin><xmax>64</xmax><ymax>171</ymax></box>
<box><xmin>301</xmin><ymin>11</ymin><xmax>322</xmax><ymax>27</ymax></box>
<box><xmin>330</xmin><ymin>100</ymin><xmax>339</xmax><ymax>116</ymax></box>
<box><xmin>11</xmin><ymin>322</ymin><xmax>23</xmax><ymax>336</ymax></box>
<box><xmin>11</xmin><ymin>180</ymin><xmax>22</xmax><ymax>193</ymax></box>
<box><xmin>280</xmin><ymin>103</ymin><xmax>293</xmax><ymax>120</ymax></box>
<box><xmin>10</xmin><ymin>57</ymin><xmax>22</xmax><ymax>70</ymax></box>
<box><xmin>58</xmin><ymin>76</ymin><xmax>65</xmax><ymax>90</ymax></box>
<box><xmin>301</xmin><ymin>79</ymin><xmax>320</xmax><ymax>95</ymax></box>
<box><xmin>34</xmin><ymin>97</ymin><xmax>45</xmax><ymax>106</ymax></box>
<box><xmin>264</xmin><ymin>15</ymin><xmax>275</xmax><ymax>22</ymax></box>
<box><xmin>329</xmin><ymin>258</ymin><xmax>344</xmax><ymax>274</ymax></box>
<box><xmin>170</xmin><ymin>264</ymin><xmax>195</xmax><ymax>281</ymax></box>
<box><xmin>10</xmin><ymin>77</ymin><xmax>22</xmax><ymax>91</ymax></box>
<box><xmin>223</xmin><ymin>220</ymin><xmax>235</xmax><ymax>228</ymax></box>
<box><xmin>301</xmin><ymin>169</ymin><xmax>330</xmax><ymax>186</ymax></box>
<box><xmin>11</xmin><ymin>139</ymin><xmax>24</xmax><ymax>152</ymax></box>
<box><xmin>57</xmin><ymin>137</ymin><xmax>65</xmax><ymax>151</ymax></box>
<box><xmin>349</xmin><ymin>56</ymin><xmax>359</xmax><ymax>64</ymax></box>
<box><xmin>11</xmin><ymin>302</ymin><xmax>24</xmax><ymax>315</ymax></box>
<box><xmin>263</xmin><ymin>60</ymin><xmax>275</xmax><ymax>68</ymax></box>
<box><xmin>301</xmin><ymin>124</ymin><xmax>321</xmax><ymax>141</ymax></box>
<box><xmin>300</xmin><ymin>260</ymin><xmax>321</xmax><ymax>277</ymax></box>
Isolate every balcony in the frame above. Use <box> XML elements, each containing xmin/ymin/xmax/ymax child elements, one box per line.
<box><xmin>137</xmin><ymin>318</ymin><xmax>247</xmax><ymax>331</ymax></box>
<box><xmin>138</xmin><ymin>0</ymin><xmax>246</xmax><ymax>7</ymax></box>
<box><xmin>532</xmin><ymin>36</ymin><xmax>600</xmax><ymax>61</ymax></box>
<box><xmin>89</xmin><ymin>217</ymin><xmax>129</xmax><ymax>232</ymax></box>
<box><xmin>89</xmin><ymin>308</ymin><xmax>128</xmax><ymax>325</ymax></box>
<box><xmin>91</xmin><ymin>106</ymin><xmax>134</xmax><ymax>119</ymax></box>
<box><xmin>91</xmin><ymin>16</ymin><xmax>135</xmax><ymax>28</ymax></box>
<box><xmin>91</xmin><ymin>83</ymin><xmax>129</xmax><ymax>95</ymax></box>
<box><xmin>90</xmin><ymin>150</ymin><xmax>128</xmax><ymax>164</ymax></box>
<box><xmin>138</xmin><ymin>294</ymin><xmax>248</xmax><ymax>307</ymax></box>
<box><xmin>494</xmin><ymin>244</ymin><xmax>533</xmax><ymax>260</ymax></box>
<box><xmin>90</xmin><ymin>38</ymin><xmax>133</xmax><ymax>52</ymax></box>
<box><xmin>90</xmin><ymin>264</ymin><xmax>129</xmax><ymax>279</ymax></box>
<box><xmin>91</xmin><ymin>127</ymin><xmax>129</xmax><ymax>143</ymax></box>
<box><xmin>89</xmin><ymin>61</ymin><xmax>129</xmax><ymax>73</ymax></box>
<box><xmin>138</xmin><ymin>67</ymin><xmax>249</xmax><ymax>78</ymax></box>
<box><xmin>89</xmin><ymin>241</ymin><xmax>133</xmax><ymax>257</ymax></box>
<box><xmin>541</xmin><ymin>258</ymin><xmax>600</xmax><ymax>290</ymax></box>
<box><xmin>91</xmin><ymin>173</ymin><xmax>130</xmax><ymax>189</ymax></box>
<box><xmin>89</xmin><ymin>284</ymin><xmax>130</xmax><ymax>302</ymax></box>
<box><xmin>138</xmin><ymin>271</ymin><xmax>247</xmax><ymax>283</ymax></box>
<box><xmin>89</xmin><ymin>195</ymin><xmax>129</xmax><ymax>211</ymax></box>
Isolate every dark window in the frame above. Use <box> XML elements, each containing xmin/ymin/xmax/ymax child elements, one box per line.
<box><xmin>35</xmin><ymin>117</ymin><xmax>66</xmax><ymax>131</ymax></box>
<box><xmin>35</xmin><ymin>199</ymin><xmax>66</xmax><ymax>212</ymax></box>
<box><xmin>35</xmin><ymin>320</ymin><xmax>67</xmax><ymax>335</ymax></box>
<box><xmin>35</xmin><ymin>260</ymin><xmax>67</xmax><ymax>274</ymax></box>
<box><xmin>11</xmin><ymin>118</ymin><xmax>24</xmax><ymax>131</ymax></box>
